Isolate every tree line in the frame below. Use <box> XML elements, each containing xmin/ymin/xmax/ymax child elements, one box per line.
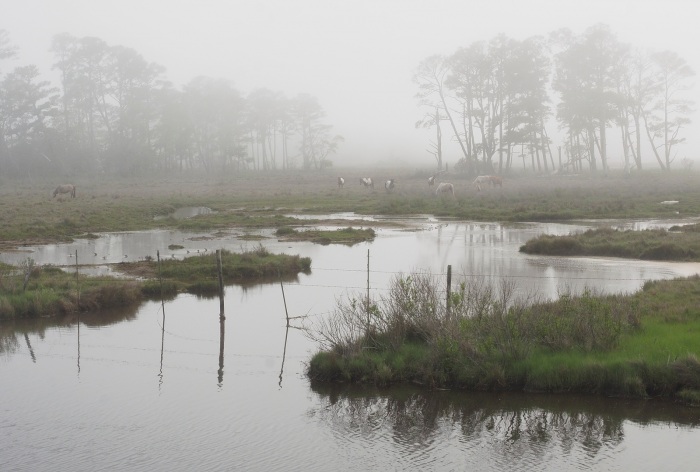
<box><xmin>414</xmin><ymin>24</ymin><xmax>696</xmax><ymax>174</ymax></box>
<box><xmin>0</xmin><ymin>31</ymin><xmax>343</xmax><ymax>178</ymax></box>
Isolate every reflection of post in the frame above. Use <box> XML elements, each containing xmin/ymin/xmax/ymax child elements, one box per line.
<box><xmin>278</xmin><ymin>325</ymin><xmax>289</xmax><ymax>389</ymax></box>
<box><xmin>158</xmin><ymin>250</ymin><xmax>165</xmax><ymax>389</ymax></box>
<box><xmin>77</xmin><ymin>314</ymin><xmax>81</xmax><ymax>374</ymax></box>
<box><xmin>217</xmin><ymin>249</ymin><xmax>225</xmax><ymax>320</ymax></box>
<box><xmin>24</xmin><ymin>333</ymin><xmax>36</xmax><ymax>363</ymax></box>
<box><xmin>218</xmin><ymin>315</ymin><xmax>225</xmax><ymax>386</ymax></box>
<box><xmin>158</xmin><ymin>302</ymin><xmax>165</xmax><ymax>390</ymax></box>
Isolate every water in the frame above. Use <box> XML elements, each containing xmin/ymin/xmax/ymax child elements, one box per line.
<box><xmin>2</xmin><ymin>216</ymin><xmax>700</xmax><ymax>471</ymax></box>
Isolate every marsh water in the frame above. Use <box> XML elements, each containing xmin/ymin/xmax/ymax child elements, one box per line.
<box><xmin>2</xmin><ymin>215</ymin><xmax>700</xmax><ymax>471</ymax></box>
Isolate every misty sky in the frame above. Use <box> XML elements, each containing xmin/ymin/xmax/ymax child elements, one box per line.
<box><xmin>3</xmin><ymin>0</ymin><xmax>699</xmax><ymax>168</ymax></box>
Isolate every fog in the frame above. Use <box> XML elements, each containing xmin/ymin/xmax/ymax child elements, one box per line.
<box><xmin>3</xmin><ymin>0</ymin><xmax>699</xmax><ymax>170</ymax></box>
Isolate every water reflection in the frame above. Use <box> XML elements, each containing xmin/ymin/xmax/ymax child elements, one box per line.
<box><xmin>278</xmin><ymin>325</ymin><xmax>289</xmax><ymax>389</ymax></box>
<box><xmin>153</xmin><ymin>206</ymin><xmax>215</xmax><ymax>220</ymax></box>
<box><xmin>0</xmin><ymin>305</ymin><xmax>140</xmax><ymax>356</ymax></box>
<box><xmin>309</xmin><ymin>384</ymin><xmax>700</xmax><ymax>470</ymax></box>
<box><xmin>218</xmin><ymin>314</ymin><xmax>225</xmax><ymax>387</ymax></box>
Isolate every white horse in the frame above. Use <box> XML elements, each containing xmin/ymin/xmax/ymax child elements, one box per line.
<box><xmin>360</xmin><ymin>177</ymin><xmax>374</xmax><ymax>189</ymax></box>
<box><xmin>384</xmin><ymin>179</ymin><xmax>395</xmax><ymax>192</ymax></box>
<box><xmin>435</xmin><ymin>182</ymin><xmax>455</xmax><ymax>198</ymax></box>
<box><xmin>428</xmin><ymin>175</ymin><xmax>435</xmax><ymax>186</ymax></box>
<box><xmin>472</xmin><ymin>175</ymin><xmax>491</xmax><ymax>191</ymax></box>
<box><xmin>337</xmin><ymin>177</ymin><xmax>345</xmax><ymax>188</ymax></box>
<box><xmin>53</xmin><ymin>184</ymin><xmax>76</xmax><ymax>198</ymax></box>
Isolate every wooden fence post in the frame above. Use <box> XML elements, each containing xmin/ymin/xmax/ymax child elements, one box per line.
<box><xmin>217</xmin><ymin>249</ymin><xmax>225</xmax><ymax>319</ymax></box>
<box><xmin>366</xmin><ymin>249</ymin><xmax>370</xmax><ymax>339</ymax></box>
<box><xmin>446</xmin><ymin>264</ymin><xmax>452</xmax><ymax>319</ymax></box>
<box><xmin>75</xmin><ymin>250</ymin><xmax>80</xmax><ymax>306</ymax></box>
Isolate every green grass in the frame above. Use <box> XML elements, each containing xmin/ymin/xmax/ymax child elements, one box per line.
<box><xmin>306</xmin><ymin>274</ymin><xmax>700</xmax><ymax>404</ymax></box>
<box><xmin>118</xmin><ymin>246</ymin><xmax>311</xmax><ymax>294</ymax></box>
<box><xmin>0</xmin><ymin>248</ymin><xmax>312</xmax><ymax>318</ymax></box>
<box><xmin>0</xmin><ymin>264</ymin><xmax>143</xmax><ymax>319</ymax></box>
<box><xmin>520</xmin><ymin>227</ymin><xmax>700</xmax><ymax>261</ymax></box>
<box><xmin>276</xmin><ymin>227</ymin><xmax>376</xmax><ymax>245</ymax></box>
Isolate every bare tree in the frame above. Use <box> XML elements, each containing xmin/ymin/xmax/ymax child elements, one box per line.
<box><xmin>642</xmin><ymin>50</ymin><xmax>695</xmax><ymax>170</ymax></box>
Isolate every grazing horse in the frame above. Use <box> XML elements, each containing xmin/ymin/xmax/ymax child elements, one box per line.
<box><xmin>428</xmin><ymin>175</ymin><xmax>435</xmax><ymax>186</ymax></box>
<box><xmin>472</xmin><ymin>175</ymin><xmax>491</xmax><ymax>191</ymax></box>
<box><xmin>435</xmin><ymin>182</ymin><xmax>455</xmax><ymax>198</ymax></box>
<box><xmin>53</xmin><ymin>184</ymin><xmax>76</xmax><ymax>198</ymax></box>
<box><xmin>488</xmin><ymin>175</ymin><xmax>503</xmax><ymax>187</ymax></box>
<box><xmin>337</xmin><ymin>177</ymin><xmax>345</xmax><ymax>188</ymax></box>
<box><xmin>360</xmin><ymin>177</ymin><xmax>374</xmax><ymax>189</ymax></box>
<box><xmin>385</xmin><ymin>179</ymin><xmax>395</xmax><ymax>192</ymax></box>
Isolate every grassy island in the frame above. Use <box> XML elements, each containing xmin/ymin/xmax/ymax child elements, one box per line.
<box><xmin>520</xmin><ymin>226</ymin><xmax>700</xmax><ymax>261</ymax></box>
<box><xmin>306</xmin><ymin>273</ymin><xmax>700</xmax><ymax>406</ymax></box>
<box><xmin>275</xmin><ymin>226</ymin><xmax>375</xmax><ymax>245</ymax></box>
<box><xmin>0</xmin><ymin>247</ymin><xmax>311</xmax><ymax>320</ymax></box>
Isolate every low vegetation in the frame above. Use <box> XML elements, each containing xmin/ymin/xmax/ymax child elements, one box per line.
<box><xmin>0</xmin><ymin>260</ymin><xmax>142</xmax><ymax>320</ymax></box>
<box><xmin>305</xmin><ymin>272</ymin><xmax>700</xmax><ymax>405</ymax></box>
<box><xmin>275</xmin><ymin>226</ymin><xmax>375</xmax><ymax>245</ymax></box>
<box><xmin>0</xmin><ymin>247</ymin><xmax>311</xmax><ymax>319</ymax></box>
<box><xmin>520</xmin><ymin>226</ymin><xmax>700</xmax><ymax>261</ymax></box>
<box><xmin>119</xmin><ymin>246</ymin><xmax>311</xmax><ymax>294</ymax></box>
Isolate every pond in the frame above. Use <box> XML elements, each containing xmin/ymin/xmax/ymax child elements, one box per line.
<box><xmin>2</xmin><ymin>215</ymin><xmax>700</xmax><ymax>471</ymax></box>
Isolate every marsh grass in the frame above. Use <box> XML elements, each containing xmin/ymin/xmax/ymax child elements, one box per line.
<box><xmin>0</xmin><ymin>247</ymin><xmax>312</xmax><ymax>318</ymax></box>
<box><xmin>2</xmin><ymin>170</ymin><xmax>700</xmax><ymax>249</ymax></box>
<box><xmin>520</xmin><ymin>227</ymin><xmax>700</xmax><ymax>261</ymax></box>
<box><xmin>116</xmin><ymin>246</ymin><xmax>311</xmax><ymax>294</ymax></box>
<box><xmin>0</xmin><ymin>264</ymin><xmax>143</xmax><ymax>319</ymax></box>
<box><xmin>276</xmin><ymin>227</ymin><xmax>376</xmax><ymax>245</ymax></box>
<box><xmin>306</xmin><ymin>273</ymin><xmax>700</xmax><ymax>403</ymax></box>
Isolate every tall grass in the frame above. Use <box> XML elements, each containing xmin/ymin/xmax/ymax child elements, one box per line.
<box><xmin>0</xmin><ymin>263</ymin><xmax>143</xmax><ymax>319</ymax></box>
<box><xmin>520</xmin><ymin>227</ymin><xmax>700</xmax><ymax>261</ymax></box>
<box><xmin>306</xmin><ymin>272</ymin><xmax>700</xmax><ymax>403</ymax></box>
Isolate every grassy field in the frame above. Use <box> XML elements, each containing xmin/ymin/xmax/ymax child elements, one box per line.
<box><xmin>1</xmin><ymin>168</ymin><xmax>699</xmax><ymax>249</ymax></box>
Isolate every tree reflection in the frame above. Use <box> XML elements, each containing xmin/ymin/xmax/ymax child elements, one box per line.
<box><xmin>309</xmin><ymin>383</ymin><xmax>699</xmax><ymax>459</ymax></box>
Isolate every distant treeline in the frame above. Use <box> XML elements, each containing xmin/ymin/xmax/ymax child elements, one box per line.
<box><xmin>0</xmin><ymin>31</ymin><xmax>343</xmax><ymax>178</ymax></box>
<box><xmin>0</xmin><ymin>24</ymin><xmax>695</xmax><ymax>179</ymax></box>
<box><xmin>414</xmin><ymin>24</ymin><xmax>695</xmax><ymax>175</ymax></box>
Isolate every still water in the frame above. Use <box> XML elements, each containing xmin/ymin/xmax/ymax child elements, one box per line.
<box><xmin>2</xmin><ymin>216</ymin><xmax>700</xmax><ymax>471</ymax></box>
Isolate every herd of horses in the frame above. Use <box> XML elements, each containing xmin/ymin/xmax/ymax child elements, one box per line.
<box><xmin>337</xmin><ymin>174</ymin><xmax>503</xmax><ymax>197</ymax></box>
<box><xmin>51</xmin><ymin>174</ymin><xmax>502</xmax><ymax>202</ymax></box>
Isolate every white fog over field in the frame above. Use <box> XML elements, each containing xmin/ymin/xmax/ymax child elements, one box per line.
<box><xmin>3</xmin><ymin>0</ymin><xmax>699</xmax><ymax>169</ymax></box>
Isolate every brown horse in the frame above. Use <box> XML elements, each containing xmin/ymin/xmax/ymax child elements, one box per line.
<box><xmin>53</xmin><ymin>184</ymin><xmax>76</xmax><ymax>198</ymax></box>
<box><xmin>488</xmin><ymin>175</ymin><xmax>503</xmax><ymax>187</ymax></box>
